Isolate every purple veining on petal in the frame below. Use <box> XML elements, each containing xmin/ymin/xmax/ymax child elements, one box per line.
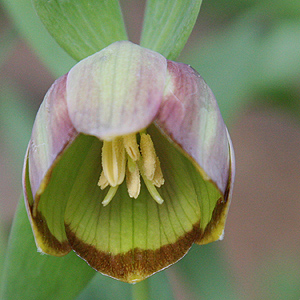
<box><xmin>156</xmin><ymin>61</ymin><xmax>232</xmax><ymax>194</ymax></box>
<box><xmin>66</xmin><ymin>41</ymin><xmax>167</xmax><ymax>140</ymax></box>
<box><xmin>26</xmin><ymin>74</ymin><xmax>78</xmax><ymax>199</ymax></box>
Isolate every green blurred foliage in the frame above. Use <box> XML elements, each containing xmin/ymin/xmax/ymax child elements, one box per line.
<box><xmin>256</xmin><ymin>253</ymin><xmax>300</xmax><ymax>300</ymax></box>
<box><xmin>1</xmin><ymin>0</ymin><xmax>75</xmax><ymax>77</ymax></box>
<box><xmin>0</xmin><ymin>84</ymin><xmax>34</xmax><ymax>171</ymax></box>
<box><xmin>0</xmin><ymin>27</ymin><xmax>17</xmax><ymax>63</ymax></box>
<box><xmin>174</xmin><ymin>243</ymin><xmax>239</xmax><ymax>299</ymax></box>
<box><xmin>0</xmin><ymin>222</ymin><xmax>5</xmax><ymax>285</ymax></box>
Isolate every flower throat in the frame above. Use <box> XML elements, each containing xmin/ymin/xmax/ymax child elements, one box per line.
<box><xmin>98</xmin><ymin>132</ymin><xmax>165</xmax><ymax>206</ymax></box>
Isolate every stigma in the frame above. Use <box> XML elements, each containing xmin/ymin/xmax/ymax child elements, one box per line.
<box><xmin>98</xmin><ymin>132</ymin><xmax>165</xmax><ymax>206</ymax></box>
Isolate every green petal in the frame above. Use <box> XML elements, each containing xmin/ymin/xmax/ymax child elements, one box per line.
<box><xmin>24</xmin><ymin>135</ymin><xmax>97</xmax><ymax>255</ymax></box>
<box><xmin>33</xmin><ymin>125</ymin><xmax>223</xmax><ymax>282</ymax></box>
<box><xmin>31</xmin><ymin>123</ymin><xmax>228</xmax><ymax>283</ymax></box>
<box><xmin>140</xmin><ymin>0</ymin><xmax>203</xmax><ymax>60</ymax></box>
<box><xmin>151</xmin><ymin>125</ymin><xmax>231</xmax><ymax>245</ymax></box>
<box><xmin>23</xmin><ymin>74</ymin><xmax>78</xmax><ymax>255</ymax></box>
<box><xmin>63</xmin><ymin>130</ymin><xmax>202</xmax><ymax>282</ymax></box>
<box><xmin>33</xmin><ymin>0</ymin><xmax>127</xmax><ymax>61</ymax></box>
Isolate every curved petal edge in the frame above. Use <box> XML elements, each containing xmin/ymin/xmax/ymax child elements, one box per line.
<box><xmin>66</xmin><ymin>41</ymin><xmax>168</xmax><ymax>140</ymax></box>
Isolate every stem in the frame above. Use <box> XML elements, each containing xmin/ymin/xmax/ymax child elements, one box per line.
<box><xmin>132</xmin><ymin>280</ymin><xmax>150</xmax><ymax>300</ymax></box>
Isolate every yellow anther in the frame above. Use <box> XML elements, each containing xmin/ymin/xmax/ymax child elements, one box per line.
<box><xmin>98</xmin><ymin>171</ymin><xmax>109</xmax><ymax>189</ymax></box>
<box><xmin>123</xmin><ymin>134</ymin><xmax>140</xmax><ymax>161</ymax></box>
<box><xmin>99</xmin><ymin>132</ymin><xmax>165</xmax><ymax>206</ymax></box>
<box><xmin>101</xmin><ymin>138</ymin><xmax>125</xmax><ymax>186</ymax></box>
<box><xmin>126</xmin><ymin>162</ymin><xmax>141</xmax><ymax>199</ymax></box>
<box><xmin>152</xmin><ymin>156</ymin><xmax>165</xmax><ymax>187</ymax></box>
<box><xmin>138</xmin><ymin>161</ymin><xmax>164</xmax><ymax>205</ymax></box>
<box><xmin>140</xmin><ymin>133</ymin><xmax>157</xmax><ymax>181</ymax></box>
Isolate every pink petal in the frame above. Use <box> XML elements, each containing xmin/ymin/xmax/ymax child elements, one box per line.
<box><xmin>156</xmin><ymin>61</ymin><xmax>233</xmax><ymax>195</ymax></box>
<box><xmin>26</xmin><ymin>74</ymin><xmax>78</xmax><ymax>199</ymax></box>
<box><xmin>66</xmin><ymin>41</ymin><xmax>167</xmax><ymax>140</ymax></box>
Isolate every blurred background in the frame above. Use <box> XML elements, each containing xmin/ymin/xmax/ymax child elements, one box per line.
<box><xmin>1</xmin><ymin>0</ymin><xmax>300</xmax><ymax>299</ymax></box>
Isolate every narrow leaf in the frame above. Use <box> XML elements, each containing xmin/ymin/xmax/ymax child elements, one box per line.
<box><xmin>0</xmin><ymin>199</ymin><xmax>95</xmax><ymax>300</ymax></box>
<box><xmin>33</xmin><ymin>0</ymin><xmax>128</xmax><ymax>61</ymax></box>
<box><xmin>140</xmin><ymin>0</ymin><xmax>202</xmax><ymax>60</ymax></box>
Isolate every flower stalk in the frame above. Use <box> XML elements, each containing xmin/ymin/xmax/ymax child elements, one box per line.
<box><xmin>132</xmin><ymin>279</ymin><xmax>150</xmax><ymax>300</ymax></box>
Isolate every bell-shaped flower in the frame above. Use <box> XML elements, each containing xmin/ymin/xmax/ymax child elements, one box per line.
<box><xmin>23</xmin><ymin>41</ymin><xmax>235</xmax><ymax>283</ymax></box>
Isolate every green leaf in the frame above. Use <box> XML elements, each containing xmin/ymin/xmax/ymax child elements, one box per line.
<box><xmin>1</xmin><ymin>0</ymin><xmax>75</xmax><ymax>77</ymax></box>
<box><xmin>33</xmin><ymin>0</ymin><xmax>128</xmax><ymax>61</ymax></box>
<box><xmin>0</xmin><ymin>199</ymin><xmax>96</xmax><ymax>300</ymax></box>
<box><xmin>140</xmin><ymin>0</ymin><xmax>202</xmax><ymax>60</ymax></box>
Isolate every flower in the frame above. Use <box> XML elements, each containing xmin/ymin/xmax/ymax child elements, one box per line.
<box><xmin>23</xmin><ymin>41</ymin><xmax>235</xmax><ymax>283</ymax></box>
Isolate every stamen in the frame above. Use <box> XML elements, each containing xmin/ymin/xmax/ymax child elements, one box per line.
<box><xmin>114</xmin><ymin>138</ymin><xmax>126</xmax><ymax>185</ymax></box>
<box><xmin>123</xmin><ymin>134</ymin><xmax>140</xmax><ymax>161</ymax></box>
<box><xmin>102</xmin><ymin>186</ymin><xmax>119</xmax><ymax>206</ymax></box>
<box><xmin>152</xmin><ymin>156</ymin><xmax>165</xmax><ymax>187</ymax></box>
<box><xmin>101</xmin><ymin>138</ymin><xmax>125</xmax><ymax>186</ymax></box>
<box><xmin>98</xmin><ymin>171</ymin><xmax>109</xmax><ymax>189</ymax></box>
<box><xmin>137</xmin><ymin>159</ymin><xmax>164</xmax><ymax>204</ymax></box>
<box><xmin>99</xmin><ymin>132</ymin><xmax>165</xmax><ymax>205</ymax></box>
<box><xmin>140</xmin><ymin>133</ymin><xmax>156</xmax><ymax>181</ymax></box>
<box><xmin>126</xmin><ymin>162</ymin><xmax>140</xmax><ymax>199</ymax></box>
<box><xmin>139</xmin><ymin>166</ymin><xmax>164</xmax><ymax>204</ymax></box>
